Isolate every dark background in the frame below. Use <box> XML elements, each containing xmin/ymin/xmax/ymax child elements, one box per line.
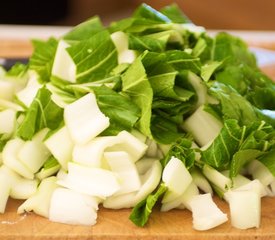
<box><xmin>1</xmin><ymin>0</ymin><xmax>275</xmax><ymax>30</ymax></box>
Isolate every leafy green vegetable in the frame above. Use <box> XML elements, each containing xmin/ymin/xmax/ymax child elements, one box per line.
<box><xmin>63</xmin><ymin>16</ymin><xmax>104</xmax><ymax>42</ymax></box>
<box><xmin>92</xmin><ymin>85</ymin><xmax>140</xmax><ymax>134</ymax></box>
<box><xmin>161</xmin><ymin>136</ymin><xmax>196</xmax><ymax>168</ymax></box>
<box><xmin>129</xmin><ymin>183</ymin><xmax>167</xmax><ymax>227</ymax></box>
<box><xmin>17</xmin><ymin>86</ymin><xmax>63</xmax><ymax>140</ymax></box>
<box><xmin>121</xmin><ymin>52</ymin><xmax>153</xmax><ymax>138</ymax></box>
<box><xmin>5</xmin><ymin>63</ymin><xmax>28</xmax><ymax>77</ymax></box>
<box><xmin>160</xmin><ymin>4</ymin><xmax>191</xmax><ymax>23</ymax></box>
<box><xmin>202</xmin><ymin>119</ymin><xmax>275</xmax><ymax>177</ymax></box>
<box><xmin>66</xmin><ymin>30</ymin><xmax>118</xmax><ymax>83</ymax></box>
<box><xmin>29</xmin><ymin>38</ymin><xmax>58</xmax><ymax>82</ymax></box>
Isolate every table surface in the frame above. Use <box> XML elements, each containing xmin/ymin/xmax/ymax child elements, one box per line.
<box><xmin>0</xmin><ymin>27</ymin><xmax>275</xmax><ymax>239</ymax></box>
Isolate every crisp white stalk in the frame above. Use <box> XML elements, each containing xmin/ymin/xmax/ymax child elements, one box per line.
<box><xmin>191</xmin><ymin>168</ymin><xmax>213</xmax><ymax>194</ymax></box>
<box><xmin>189</xmin><ymin>193</ymin><xmax>228</xmax><ymax>231</ymax></box>
<box><xmin>247</xmin><ymin>160</ymin><xmax>274</xmax><ymax>186</ymax></box>
<box><xmin>57</xmin><ymin>162</ymin><xmax>120</xmax><ymax>198</ymax></box>
<box><xmin>44</xmin><ymin>126</ymin><xmax>74</xmax><ymax>170</ymax></box>
<box><xmin>0</xmin><ymin>80</ymin><xmax>14</xmax><ymax>101</ymax></box>
<box><xmin>16</xmin><ymin>71</ymin><xmax>41</xmax><ymax>107</ymax></box>
<box><xmin>104</xmin><ymin>151</ymin><xmax>141</xmax><ymax>195</ymax></box>
<box><xmin>17</xmin><ymin>176</ymin><xmax>58</xmax><ymax>218</ymax></box>
<box><xmin>51</xmin><ymin>40</ymin><xmax>76</xmax><ymax>83</ymax></box>
<box><xmin>2</xmin><ymin>138</ymin><xmax>34</xmax><ymax>179</ymax></box>
<box><xmin>49</xmin><ymin>187</ymin><xmax>99</xmax><ymax>226</ymax></box>
<box><xmin>145</xmin><ymin>139</ymin><xmax>159</xmax><ymax>158</ymax></box>
<box><xmin>161</xmin><ymin>182</ymin><xmax>199</xmax><ymax>212</ymax></box>
<box><xmin>64</xmin><ymin>93</ymin><xmax>110</xmax><ymax>144</ymax></box>
<box><xmin>182</xmin><ymin>105</ymin><xmax>223</xmax><ymax>147</ymax></box>
<box><xmin>18</xmin><ymin>128</ymin><xmax>51</xmax><ymax>173</ymax></box>
<box><xmin>135</xmin><ymin>157</ymin><xmax>159</xmax><ymax>175</ymax></box>
<box><xmin>225</xmin><ymin>180</ymin><xmax>262</xmax><ymax>230</ymax></box>
<box><xmin>103</xmin><ymin>160</ymin><xmax>162</xmax><ymax>209</ymax></box>
<box><xmin>108</xmin><ymin>130</ymin><xmax>148</xmax><ymax>163</ymax></box>
<box><xmin>202</xmin><ymin>164</ymin><xmax>231</xmax><ymax>192</ymax></box>
<box><xmin>73</xmin><ymin>136</ymin><xmax>121</xmax><ymax>168</ymax></box>
<box><xmin>162</xmin><ymin>157</ymin><xmax>192</xmax><ymax>195</ymax></box>
<box><xmin>222</xmin><ymin>170</ymin><xmax>251</xmax><ymax>190</ymax></box>
<box><xmin>111</xmin><ymin>31</ymin><xmax>137</xmax><ymax>64</ymax></box>
<box><xmin>0</xmin><ymin>109</ymin><xmax>16</xmax><ymax>134</ymax></box>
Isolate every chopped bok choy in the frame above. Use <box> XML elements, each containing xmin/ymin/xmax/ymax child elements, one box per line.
<box><xmin>0</xmin><ymin>3</ymin><xmax>275</xmax><ymax>231</ymax></box>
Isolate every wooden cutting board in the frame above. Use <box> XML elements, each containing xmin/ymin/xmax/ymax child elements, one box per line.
<box><xmin>0</xmin><ymin>33</ymin><xmax>275</xmax><ymax>240</ymax></box>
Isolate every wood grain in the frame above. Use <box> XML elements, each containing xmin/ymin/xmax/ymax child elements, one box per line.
<box><xmin>0</xmin><ymin>39</ymin><xmax>33</xmax><ymax>58</ymax></box>
<box><xmin>0</xmin><ymin>34</ymin><xmax>275</xmax><ymax>239</ymax></box>
<box><xmin>0</xmin><ymin>197</ymin><xmax>275</xmax><ymax>240</ymax></box>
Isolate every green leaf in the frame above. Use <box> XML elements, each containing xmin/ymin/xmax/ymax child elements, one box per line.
<box><xmin>129</xmin><ymin>183</ymin><xmax>167</xmax><ymax>227</ymax></box>
<box><xmin>66</xmin><ymin>30</ymin><xmax>118</xmax><ymax>83</ymax></box>
<box><xmin>166</xmin><ymin>50</ymin><xmax>201</xmax><ymax>74</ymax></box>
<box><xmin>209</xmin><ymin>82</ymin><xmax>258</xmax><ymax>126</ymax></box>
<box><xmin>212</xmin><ymin>32</ymin><xmax>256</xmax><ymax>67</ymax></box>
<box><xmin>43</xmin><ymin>156</ymin><xmax>60</xmax><ymax>170</ymax></box>
<box><xmin>134</xmin><ymin>4</ymin><xmax>171</xmax><ymax>23</ymax></box>
<box><xmin>128</xmin><ymin>34</ymin><xmax>167</xmax><ymax>52</ymax></box>
<box><xmin>16</xmin><ymin>86</ymin><xmax>63</xmax><ymax>140</ymax></box>
<box><xmin>121</xmin><ymin>52</ymin><xmax>153</xmax><ymax>138</ymax></box>
<box><xmin>259</xmin><ymin>150</ymin><xmax>275</xmax><ymax>176</ymax></box>
<box><xmin>5</xmin><ymin>63</ymin><xmax>28</xmax><ymax>77</ymax></box>
<box><xmin>92</xmin><ymin>85</ymin><xmax>140</xmax><ymax>132</ymax></box>
<box><xmin>201</xmin><ymin>119</ymin><xmax>243</xmax><ymax>170</ymax></box>
<box><xmin>151</xmin><ymin>115</ymin><xmax>183</xmax><ymax>144</ymax></box>
<box><xmin>230</xmin><ymin>149</ymin><xmax>262</xmax><ymax>178</ymax></box>
<box><xmin>161</xmin><ymin>136</ymin><xmax>195</xmax><ymax>168</ymax></box>
<box><xmin>160</xmin><ymin>4</ymin><xmax>191</xmax><ymax>23</ymax></box>
<box><xmin>63</xmin><ymin>16</ymin><xmax>104</xmax><ymax>41</ymax></box>
<box><xmin>29</xmin><ymin>38</ymin><xmax>58</xmax><ymax>82</ymax></box>
<box><xmin>201</xmin><ymin>61</ymin><xmax>223</xmax><ymax>82</ymax></box>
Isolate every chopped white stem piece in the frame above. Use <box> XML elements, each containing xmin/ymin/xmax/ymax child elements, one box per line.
<box><xmin>0</xmin><ymin>109</ymin><xmax>16</xmax><ymax>134</ymax></box>
<box><xmin>51</xmin><ymin>40</ymin><xmax>76</xmax><ymax>83</ymax></box>
<box><xmin>16</xmin><ymin>71</ymin><xmax>41</xmax><ymax>107</ymax></box>
<box><xmin>18</xmin><ymin>176</ymin><xmax>58</xmax><ymax>218</ymax></box>
<box><xmin>145</xmin><ymin>139</ymin><xmax>158</xmax><ymax>158</ymax></box>
<box><xmin>191</xmin><ymin>168</ymin><xmax>213</xmax><ymax>194</ymax></box>
<box><xmin>247</xmin><ymin>160</ymin><xmax>274</xmax><ymax>186</ymax></box>
<box><xmin>162</xmin><ymin>157</ymin><xmax>192</xmax><ymax>195</ymax></box>
<box><xmin>44</xmin><ymin>126</ymin><xmax>74</xmax><ymax>170</ymax></box>
<box><xmin>64</xmin><ymin>93</ymin><xmax>110</xmax><ymax>145</ymax></box>
<box><xmin>189</xmin><ymin>193</ymin><xmax>228</xmax><ymax>231</ymax></box>
<box><xmin>161</xmin><ymin>182</ymin><xmax>199</xmax><ymax>212</ymax></box>
<box><xmin>111</xmin><ymin>31</ymin><xmax>137</xmax><ymax>64</ymax></box>
<box><xmin>2</xmin><ymin>138</ymin><xmax>34</xmax><ymax>179</ymax></box>
<box><xmin>182</xmin><ymin>105</ymin><xmax>223</xmax><ymax>147</ymax></box>
<box><xmin>58</xmin><ymin>162</ymin><xmax>120</xmax><ymax>198</ymax></box>
<box><xmin>18</xmin><ymin>128</ymin><xmax>51</xmax><ymax>173</ymax></box>
<box><xmin>135</xmin><ymin>157</ymin><xmax>158</xmax><ymax>175</ymax></box>
<box><xmin>0</xmin><ymin>99</ymin><xmax>24</xmax><ymax>111</ymax></box>
<box><xmin>134</xmin><ymin>160</ymin><xmax>162</xmax><ymax>203</ymax></box>
<box><xmin>103</xmin><ymin>160</ymin><xmax>162</xmax><ymax>209</ymax></box>
<box><xmin>104</xmin><ymin>151</ymin><xmax>141</xmax><ymax>195</ymax></box>
<box><xmin>49</xmin><ymin>187</ymin><xmax>99</xmax><ymax>226</ymax></box>
<box><xmin>222</xmin><ymin>170</ymin><xmax>251</xmax><ymax>190</ymax></box>
<box><xmin>73</xmin><ymin>136</ymin><xmax>121</xmax><ymax>168</ymax></box>
<box><xmin>0</xmin><ymin>166</ymin><xmax>16</xmax><ymax>213</ymax></box>
<box><xmin>225</xmin><ymin>181</ymin><xmax>261</xmax><ymax>229</ymax></box>
<box><xmin>109</xmin><ymin>130</ymin><xmax>148</xmax><ymax>162</ymax></box>
<box><xmin>0</xmin><ymin>80</ymin><xmax>14</xmax><ymax>101</ymax></box>
<box><xmin>103</xmin><ymin>191</ymin><xmax>137</xmax><ymax>209</ymax></box>
<box><xmin>203</xmin><ymin>164</ymin><xmax>231</xmax><ymax>192</ymax></box>
<box><xmin>10</xmin><ymin>178</ymin><xmax>39</xmax><ymax>200</ymax></box>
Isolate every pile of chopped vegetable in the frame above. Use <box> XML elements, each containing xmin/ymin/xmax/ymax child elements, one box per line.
<box><xmin>0</xmin><ymin>3</ymin><xmax>275</xmax><ymax>230</ymax></box>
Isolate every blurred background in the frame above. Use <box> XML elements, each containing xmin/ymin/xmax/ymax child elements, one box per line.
<box><xmin>1</xmin><ymin>0</ymin><xmax>275</xmax><ymax>30</ymax></box>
